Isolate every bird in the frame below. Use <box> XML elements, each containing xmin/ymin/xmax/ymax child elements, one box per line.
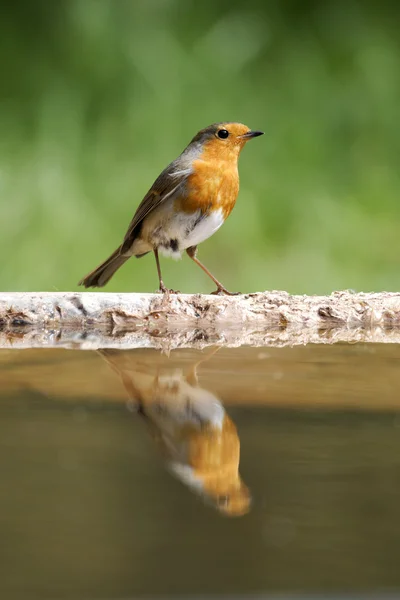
<box><xmin>78</xmin><ymin>122</ymin><xmax>263</xmax><ymax>295</ymax></box>
<box><xmin>99</xmin><ymin>348</ymin><xmax>251</xmax><ymax>517</ymax></box>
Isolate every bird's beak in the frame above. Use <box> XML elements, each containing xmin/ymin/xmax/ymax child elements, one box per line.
<box><xmin>239</xmin><ymin>130</ymin><xmax>264</xmax><ymax>140</ymax></box>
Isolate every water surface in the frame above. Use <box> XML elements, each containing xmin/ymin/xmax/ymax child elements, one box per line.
<box><xmin>1</xmin><ymin>343</ymin><xmax>400</xmax><ymax>599</ymax></box>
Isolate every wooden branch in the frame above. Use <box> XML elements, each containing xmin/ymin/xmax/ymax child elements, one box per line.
<box><xmin>1</xmin><ymin>290</ymin><xmax>400</xmax><ymax>350</ymax></box>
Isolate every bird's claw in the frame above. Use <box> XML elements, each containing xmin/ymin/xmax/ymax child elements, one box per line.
<box><xmin>210</xmin><ymin>287</ymin><xmax>240</xmax><ymax>296</ymax></box>
<box><xmin>158</xmin><ymin>285</ymin><xmax>180</xmax><ymax>295</ymax></box>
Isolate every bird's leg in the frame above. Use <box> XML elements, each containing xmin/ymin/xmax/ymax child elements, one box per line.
<box><xmin>185</xmin><ymin>346</ymin><xmax>220</xmax><ymax>386</ymax></box>
<box><xmin>153</xmin><ymin>248</ymin><xmax>179</xmax><ymax>294</ymax></box>
<box><xmin>154</xmin><ymin>248</ymin><xmax>168</xmax><ymax>293</ymax></box>
<box><xmin>186</xmin><ymin>246</ymin><xmax>240</xmax><ymax>296</ymax></box>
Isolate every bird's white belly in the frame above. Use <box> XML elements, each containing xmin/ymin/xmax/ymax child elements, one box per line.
<box><xmin>158</xmin><ymin>208</ymin><xmax>225</xmax><ymax>258</ymax></box>
<box><xmin>184</xmin><ymin>208</ymin><xmax>225</xmax><ymax>248</ymax></box>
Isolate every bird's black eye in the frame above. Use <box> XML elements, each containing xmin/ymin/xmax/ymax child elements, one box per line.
<box><xmin>217</xmin><ymin>129</ymin><xmax>229</xmax><ymax>139</ymax></box>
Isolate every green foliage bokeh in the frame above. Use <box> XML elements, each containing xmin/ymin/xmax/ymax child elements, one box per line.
<box><xmin>1</xmin><ymin>0</ymin><xmax>400</xmax><ymax>293</ymax></box>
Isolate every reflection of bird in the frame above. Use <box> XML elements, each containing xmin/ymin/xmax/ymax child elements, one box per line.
<box><xmin>79</xmin><ymin>122</ymin><xmax>263</xmax><ymax>295</ymax></box>
<box><xmin>100</xmin><ymin>349</ymin><xmax>251</xmax><ymax>517</ymax></box>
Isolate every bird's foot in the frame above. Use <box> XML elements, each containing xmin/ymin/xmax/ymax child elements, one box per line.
<box><xmin>158</xmin><ymin>283</ymin><xmax>180</xmax><ymax>295</ymax></box>
<box><xmin>210</xmin><ymin>286</ymin><xmax>241</xmax><ymax>296</ymax></box>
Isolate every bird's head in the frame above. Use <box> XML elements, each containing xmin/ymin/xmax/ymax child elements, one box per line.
<box><xmin>189</xmin><ymin>122</ymin><xmax>264</xmax><ymax>161</ymax></box>
<box><xmin>209</xmin><ymin>477</ymin><xmax>252</xmax><ymax>517</ymax></box>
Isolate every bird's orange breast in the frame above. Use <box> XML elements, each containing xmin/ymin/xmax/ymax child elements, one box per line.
<box><xmin>178</xmin><ymin>152</ymin><xmax>240</xmax><ymax>220</ymax></box>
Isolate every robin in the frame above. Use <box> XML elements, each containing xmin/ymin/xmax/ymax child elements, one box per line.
<box><xmin>100</xmin><ymin>348</ymin><xmax>251</xmax><ymax>517</ymax></box>
<box><xmin>79</xmin><ymin>122</ymin><xmax>263</xmax><ymax>294</ymax></box>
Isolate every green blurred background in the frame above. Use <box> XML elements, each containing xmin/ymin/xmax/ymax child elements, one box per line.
<box><xmin>2</xmin><ymin>0</ymin><xmax>400</xmax><ymax>294</ymax></box>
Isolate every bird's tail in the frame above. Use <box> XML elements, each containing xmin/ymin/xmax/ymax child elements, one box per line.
<box><xmin>78</xmin><ymin>246</ymin><xmax>129</xmax><ymax>288</ymax></box>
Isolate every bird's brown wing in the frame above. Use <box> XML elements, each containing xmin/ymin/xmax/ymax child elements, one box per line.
<box><xmin>121</xmin><ymin>160</ymin><xmax>190</xmax><ymax>254</ymax></box>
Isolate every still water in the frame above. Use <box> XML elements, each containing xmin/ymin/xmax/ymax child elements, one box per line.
<box><xmin>1</xmin><ymin>343</ymin><xmax>400</xmax><ymax>599</ymax></box>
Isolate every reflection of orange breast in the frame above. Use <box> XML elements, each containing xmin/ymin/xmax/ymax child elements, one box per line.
<box><xmin>179</xmin><ymin>159</ymin><xmax>239</xmax><ymax>220</ymax></box>
<box><xmin>178</xmin><ymin>413</ymin><xmax>249</xmax><ymax>517</ymax></box>
<box><xmin>184</xmin><ymin>413</ymin><xmax>240</xmax><ymax>473</ymax></box>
